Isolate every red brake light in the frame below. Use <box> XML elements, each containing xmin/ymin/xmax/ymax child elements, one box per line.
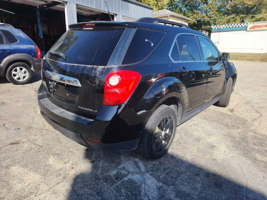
<box><xmin>35</xmin><ymin>45</ymin><xmax>42</xmax><ymax>59</ymax></box>
<box><xmin>103</xmin><ymin>70</ymin><xmax>141</xmax><ymax>106</ymax></box>
<box><xmin>82</xmin><ymin>23</ymin><xmax>95</xmax><ymax>30</ymax></box>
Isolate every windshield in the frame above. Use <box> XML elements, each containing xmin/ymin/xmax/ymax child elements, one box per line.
<box><xmin>48</xmin><ymin>28</ymin><xmax>124</xmax><ymax>66</ymax></box>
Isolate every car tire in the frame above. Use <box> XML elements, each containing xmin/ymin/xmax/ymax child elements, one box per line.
<box><xmin>139</xmin><ymin>104</ymin><xmax>178</xmax><ymax>159</ymax></box>
<box><xmin>6</xmin><ymin>62</ymin><xmax>32</xmax><ymax>84</ymax></box>
<box><xmin>216</xmin><ymin>78</ymin><xmax>233</xmax><ymax>107</ymax></box>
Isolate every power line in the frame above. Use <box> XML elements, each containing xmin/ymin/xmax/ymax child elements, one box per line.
<box><xmin>0</xmin><ymin>8</ymin><xmax>15</xmax><ymax>15</ymax></box>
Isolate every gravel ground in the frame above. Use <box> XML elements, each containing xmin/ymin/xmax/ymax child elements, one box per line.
<box><xmin>0</xmin><ymin>60</ymin><xmax>266</xmax><ymax>200</ymax></box>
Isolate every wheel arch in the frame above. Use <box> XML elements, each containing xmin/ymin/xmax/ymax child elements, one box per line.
<box><xmin>137</xmin><ymin>76</ymin><xmax>188</xmax><ymax>124</ymax></box>
<box><xmin>158</xmin><ymin>96</ymin><xmax>183</xmax><ymax>124</ymax></box>
<box><xmin>1</xmin><ymin>54</ymin><xmax>33</xmax><ymax>75</ymax></box>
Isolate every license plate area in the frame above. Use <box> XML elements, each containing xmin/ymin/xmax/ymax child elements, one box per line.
<box><xmin>45</xmin><ymin>78</ymin><xmax>78</xmax><ymax>104</ymax></box>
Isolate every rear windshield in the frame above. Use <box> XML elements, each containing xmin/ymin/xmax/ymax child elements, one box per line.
<box><xmin>48</xmin><ymin>28</ymin><xmax>124</xmax><ymax>65</ymax></box>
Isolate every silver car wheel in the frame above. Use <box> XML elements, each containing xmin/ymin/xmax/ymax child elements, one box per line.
<box><xmin>11</xmin><ymin>66</ymin><xmax>29</xmax><ymax>82</ymax></box>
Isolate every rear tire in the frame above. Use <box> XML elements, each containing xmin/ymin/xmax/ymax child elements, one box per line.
<box><xmin>6</xmin><ymin>62</ymin><xmax>32</xmax><ymax>85</ymax></box>
<box><xmin>216</xmin><ymin>78</ymin><xmax>233</xmax><ymax>107</ymax></box>
<box><xmin>138</xmin><ymin>105</ymin><xmax>178</xmax><ymax>159</ymax></box>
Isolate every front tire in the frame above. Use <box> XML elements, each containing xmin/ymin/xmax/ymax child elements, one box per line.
<box><xmin>139</xmin><ymin>105</ymin><xmax>178</xmax><ymax>159</ymax></box>
<box><xmin>6</xmin><ymin>62</ymin><xmax>32</xmax><ymax>84</ymax></box>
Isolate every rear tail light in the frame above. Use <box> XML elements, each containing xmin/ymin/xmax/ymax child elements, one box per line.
<box><xmin>103</xmin><ymin>70</ymin><xmax>141</xmax><ymax>106</ymax></box>
<box><xmin>35</xmin><ymin>45</ymin><xmax>42</xmax><ymax>59</ymax></box>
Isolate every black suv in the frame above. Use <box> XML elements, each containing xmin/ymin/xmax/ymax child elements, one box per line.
<box><xmin>38</xmin><ymin>18</ymin><xmax>237</xmax><ymax>159</ymax></box>
<box><xmin>0</xmin><ymin>23</ymin><xmax>42</xmax><ymax>84</ymax></box>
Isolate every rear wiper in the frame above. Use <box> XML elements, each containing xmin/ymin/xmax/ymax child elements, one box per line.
<box><xmin>49</xmin><ymin>51</ymin><xmax>67</xmax><ymax>60</ymax></box>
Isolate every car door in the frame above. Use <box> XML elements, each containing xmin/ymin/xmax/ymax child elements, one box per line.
<box><xmin>0</xmin><ymin>30</ymin><xmax>11</xmax><ymax>63</ymax></box>
<box><xmin>197</xmin><ymin>36</ymin><xmax>226</xmax><ymax>101</ymax></box>
<box><xmin>169</xmin><ymin>34</ymin><xmax>209</xmax><ymax>112</ymax></box>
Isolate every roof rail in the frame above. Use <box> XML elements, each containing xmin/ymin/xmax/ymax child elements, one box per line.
<box><xmin>137</xmin><ymin>17</ymin><xmax>190</xmax><ymax>28</ymax></box>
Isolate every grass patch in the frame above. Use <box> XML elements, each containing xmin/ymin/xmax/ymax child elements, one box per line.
<box><xmin>229</xmin><ymin>53</ymin><xmax>267</xmax><ymax>62</ymax></box>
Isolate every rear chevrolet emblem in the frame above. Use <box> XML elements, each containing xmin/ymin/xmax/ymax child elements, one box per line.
<box><xmin>44</xmin><ymin>70</ymin><xmax>81</xmax><ymax>87</ymax></box>
<box><xmin>48</xmin><ymin>80</ymin><xmax>57</xmax><ymax>94</ymax></box>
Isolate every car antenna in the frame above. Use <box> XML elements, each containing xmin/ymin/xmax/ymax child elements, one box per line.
<box><xmin>105</xmin><ymin>0</ymin><xmax>113</xmax><ymax>21</ymax></box>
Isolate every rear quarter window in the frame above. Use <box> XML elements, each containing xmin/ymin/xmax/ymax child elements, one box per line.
<box><xmin>122</xmin><ymin>29</ymin><xmax>165</xmax><ymax>65</ymax></box>
<box><xmin>1</xmin><ymin>30</ymin><xmax>18</xmax><ymax>43</ymax></box>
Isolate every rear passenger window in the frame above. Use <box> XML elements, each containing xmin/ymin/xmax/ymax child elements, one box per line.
<box><xmin>177</xmin><ymin>35</ymin><xmax>200</xmax><ymax>61</ymax></box>
<box><xmin>198</xmin><ymin>37</ymin><xmax>219</xmax><ymax>61</ymax></box>
<box><xmin>122</xmin><ymin>29</ymin><xmax>165</xmax><ymax>64</ymax></box>
<box><xmin>1</xmin><ymin>30</ymin><xmax>18</xmax><ymax>43</ymax></box>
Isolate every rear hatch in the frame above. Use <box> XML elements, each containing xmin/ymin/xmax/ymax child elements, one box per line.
<box><xmin>42</xmin><ymin>23</ymin><xmax>126</xmax><ymax>118</ymax></box>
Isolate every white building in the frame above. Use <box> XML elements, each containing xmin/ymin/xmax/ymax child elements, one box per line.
<box><xmin>211</xmin><ymin>21</ymin><xmax>267</xmax><ymax>53</ymax></box>
<box><xmin>153</xmin><ymin>9</ymin><xmax>192</xmax><ymax>25</ymax></box>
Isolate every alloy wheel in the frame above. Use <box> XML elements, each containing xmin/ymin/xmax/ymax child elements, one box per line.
<box><xmin>11</xmin><ymin>66</ymin><xmax>29</xmax><ymax>82</ymax></box>
<box><xmin>153</xmin><ymin>116</ymin><xmax>174</xmax><ymax>152</ymax></box>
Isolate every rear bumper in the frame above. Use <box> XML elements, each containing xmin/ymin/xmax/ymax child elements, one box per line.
<box><xmin>31</xmin><ymin>58</ymin><xmax>42</xmax><ymax>72</ymax></box>
<box><xmin>38</xmin><ymin>85</ymin><xmax>140</xmax><ymax>151</ymax></box>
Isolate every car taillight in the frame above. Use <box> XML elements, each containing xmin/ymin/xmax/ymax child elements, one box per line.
<box><xmin>35</xmin><ymin>45</ymin><xmax>42</xmax><ymax>59</ymax></box>
<box><xmin>82</xmin><ymin>23</ymin><xmax>95</xmax><ymax>30</ymax></box>
<box><xmin>103</xmin><ymin>70</ymin><xmax>141</xmax><ymax>106</ymax></box>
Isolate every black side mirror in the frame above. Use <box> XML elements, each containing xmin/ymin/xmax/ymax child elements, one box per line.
<box><xmin>221</xmin><ymin>53</ymin><xmax>230</xmax><ymax>61</ymax></box>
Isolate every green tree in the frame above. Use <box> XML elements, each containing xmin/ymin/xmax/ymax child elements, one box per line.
<box><xmin>167</xmin><ymin>0</ymin><xmax>267</xmax><ymax>29</ymax></box>
<box><xmin>167</xmin><ymin>0</ymin><xmax>223</xmax><ymax>30</ymax></box>
<box><xmin>220</xmin><ymin>0</ymin><xmax>267</xmax><ymax>24</ymax></box>
<box><xmin>137</xmin><ymin>0</ymin><xmax>267</xmax><ymax>28</ymax></box>
<box><xmin>135</xmin><ymin>0</ymin><xmax>168</xmax><ymax>10</ymax></box>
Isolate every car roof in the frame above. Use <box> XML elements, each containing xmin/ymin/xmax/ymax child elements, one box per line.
<box><xmin>126</xmin><ymin>21</ymin><xmax>206</xmax><ymax>36</ymax></box>
<box><xmin>0</xmin><ymin>23</ymin><xmax>35</xmax><ymax>45</ymax></box>
<box><xmin>70</xmin><ymin>17</ymin><xmax>207</xmax><ymax>38</ymax></box>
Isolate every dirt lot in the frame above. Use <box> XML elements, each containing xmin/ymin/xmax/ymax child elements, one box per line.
<box><xmin>230</xmin><ymin>53</ymin><xmax>267</xmax><ymax>62</ymax></box>
<box><xmin>0</xmin><ymin>60</ymin><xmax>266</xmax><ymax>200</ymax></box>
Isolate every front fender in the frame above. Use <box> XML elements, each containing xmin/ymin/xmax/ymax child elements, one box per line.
<box><xmin>225</xmin><ymin>61</ymin><xmax>237</xmax><ymax>79</ymax></box>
